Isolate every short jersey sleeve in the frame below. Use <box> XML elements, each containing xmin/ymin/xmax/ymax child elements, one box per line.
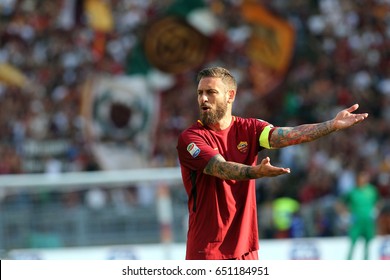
<box><xmin>177</xmin><ymin>130</ymin><xmax>219</xmax><ymax>172</ymax></box>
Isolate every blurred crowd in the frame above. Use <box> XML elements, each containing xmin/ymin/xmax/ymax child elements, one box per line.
<box><xmin>1</xmin><ymin>0</ymin><xmax>390</xmax><ymax>243</ymax></box>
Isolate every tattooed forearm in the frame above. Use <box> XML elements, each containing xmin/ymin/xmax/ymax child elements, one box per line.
<box><xmin>204</xmin><ymin>154</ymin><xmax>254</xmax><ymax>180</ymax></box>
<box><xmin>270</xmin><ymin>120</ymin><xmax>335</xmax><ymax>148</ymax></box>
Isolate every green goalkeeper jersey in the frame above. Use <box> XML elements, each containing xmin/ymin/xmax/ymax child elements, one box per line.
<box><xmin>344</xmin><ymin>183</ymin><xmax>378</xmax><ymax>220</ymax></box>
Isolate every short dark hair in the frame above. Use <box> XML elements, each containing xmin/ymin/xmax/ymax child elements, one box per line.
<box><xmin>197</xmin><ymin>67</ymin><xmax>237</xmax><ymax>90</ymax></box>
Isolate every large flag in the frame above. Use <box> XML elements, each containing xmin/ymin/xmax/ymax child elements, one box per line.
<box><xmin>143</xmin><ymin>16</ymin><xmax>209</xmax><ymax>74</ymax></box>
<box><xmin>126</xmin><ymin>0</ymin><xmax>217</xmax><ymax>76</ymax></box>
<box><xmin>81</xmin><ymin>75</ymin><xmax>159</xmax><ymax>170</ymax></box>
<box><xmin>241</xmin><ymin>1</ymin><xmax>295</xmax><ymax>96</ymax></box>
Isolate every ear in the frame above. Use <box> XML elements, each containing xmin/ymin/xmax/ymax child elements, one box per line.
<box><xmin>227</xmin><ymin>89</ymin><xmax>236</xmax><ymax>104</ymax></box>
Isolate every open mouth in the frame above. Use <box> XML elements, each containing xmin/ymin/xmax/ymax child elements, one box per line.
<box><xmin>201</xmin><ymin>105</ymin><xmax>211</xmax><ymax>112</ymax></box>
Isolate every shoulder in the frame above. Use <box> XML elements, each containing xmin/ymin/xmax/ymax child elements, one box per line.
<box><xmin>179</xmin><ymin>121</ymin><xmax>207</xmax><ymax>138</ymax></box>
<box><xmin>233</xmin><ymin>116</ymin><xmax>272</xmax><ymax>128</ymax></box>
<box><xmin>368</xmin><ymin>184</ymin><xmax>379</xmax><ymax>194</ymax></box>
<box><xmin>177</xmin><ymin>121</ymin><xmax>209</xmax><ymax>146</ymax></box>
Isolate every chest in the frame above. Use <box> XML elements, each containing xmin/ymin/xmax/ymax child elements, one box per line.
<box><xmin>204</xmin><ymin>127</ymin><xmax>259</xmax><ymax>163</ymax></box>
<box><xmin>350</xmin><ymin>187</ymin><xmax>376</xmax><ymax>205</ymax></box>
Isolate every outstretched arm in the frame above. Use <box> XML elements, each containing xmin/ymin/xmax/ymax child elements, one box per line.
<box><xmin>203</xmin><ymin>154</ymin><xmax>290</xmax><ymax>180</ymax></box>
<box><xmin>269</xmin><ymin>104</ymin><xmax>368</xmax><ymax>148</ymax></box>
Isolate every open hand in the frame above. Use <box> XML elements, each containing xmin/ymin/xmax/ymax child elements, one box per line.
<box><xmin>333</xmin><ymin>104</ymin><xmax>368</xmax><ymax>130</ymax></box>
<box><xmin>255</xmin><ymin>157</ymin><xmax>290</xmax><ymax>178</ymax></box>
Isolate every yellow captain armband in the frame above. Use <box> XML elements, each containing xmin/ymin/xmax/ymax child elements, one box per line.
<box><xmin>259</xmin><ymin>125</ymin><xmax>273</xmax><ymax>149</ymax></box>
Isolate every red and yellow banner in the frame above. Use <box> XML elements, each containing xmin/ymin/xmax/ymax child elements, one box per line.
<box><xmin>241</xmin><ymin>1</ymin><xmax>295</xmax><ymax>95</ymax></box>
<box><xmin>84</xmin><ymin>0</ymin><xmax>113</xmax><ymax>32</ymax></box>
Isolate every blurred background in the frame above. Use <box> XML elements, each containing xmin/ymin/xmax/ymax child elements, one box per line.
<box><xmin>0</xmin><ymin>0</ymin><xmax>390</xmax><ymax>260</ymax></box>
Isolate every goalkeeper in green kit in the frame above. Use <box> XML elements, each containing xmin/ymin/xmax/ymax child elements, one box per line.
<box><xmin>343</xmin><ymin>170</ymin><xmax>379</xmax><ymax>260</ymax></box>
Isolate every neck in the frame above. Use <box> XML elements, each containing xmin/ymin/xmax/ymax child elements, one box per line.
<box><xmin>207</xmin><ymin>115</ymin><xmax>233</xmax><ymax>131</ymax></box>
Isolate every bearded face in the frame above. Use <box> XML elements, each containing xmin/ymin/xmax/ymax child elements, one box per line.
<box><xmin>199</xmin><ymin>97</ymin><xmax>228</xmax><ymax>126</ymax></box>
<box><xmin>197</xmin><ymin>76</ymin><xmax>233</xmax><ymax>127</ymax></box>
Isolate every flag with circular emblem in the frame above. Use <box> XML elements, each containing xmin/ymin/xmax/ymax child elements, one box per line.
<box><xmin>144</xmin><ymin>16</ymin><xmax>209</xmax><ymax>74</ymax></box>
<box><xmin>81</xmin><ymin>75</ymin><xmax>159</xmax><ymax>170</ymax></box>
<box><xmin>125</xmin><ymin>0</ymin><xmax>216</xmax><ymax>76</ymax></box>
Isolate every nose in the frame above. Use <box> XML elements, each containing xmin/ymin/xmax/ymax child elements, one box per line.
<box><xmin>198</xmin><ymin>92</ymin><xmax>208</xmax><ymax>103</ymax></box>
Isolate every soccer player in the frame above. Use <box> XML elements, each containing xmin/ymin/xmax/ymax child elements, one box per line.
<box><xmin>343</xmin><ymin>170</ymin><xmax>379</xmax><ymax>259</ymax></box>
<box><xmin>176</xmin><ymin>67</ymin><xmax>368</xmax><ymax>260</ymax></box>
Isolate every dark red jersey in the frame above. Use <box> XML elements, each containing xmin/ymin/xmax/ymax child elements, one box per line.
<box><xmin>176</xmin><ymin>116</ymin><xmax>274</xmax><ymax>259</ymax></box>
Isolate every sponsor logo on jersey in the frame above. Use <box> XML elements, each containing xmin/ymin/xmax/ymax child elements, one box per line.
<box><xmin>187</xmin><ymin>142</ymin><xmax>200</xmax><ymax>158</ymax></box>
<box><xmin>237</xmin><ymin>141</ymin><xmax>248</xmax><ymax>153</ymax></box>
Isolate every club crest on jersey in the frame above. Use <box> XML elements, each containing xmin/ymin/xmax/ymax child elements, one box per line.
<box><xmin>237</xmin><ymin>141</ymin><xmax>248</xmax><ymax>153</ymax></box>
<box><xmin>187</xmin><ymin>142</ymin><xmax>200</xmax><ymax>158</ymax></box>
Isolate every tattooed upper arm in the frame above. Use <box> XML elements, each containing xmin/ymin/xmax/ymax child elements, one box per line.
<box><xmin>269</xmin><ymin>127</ymin><xmax>295</xmax><ymax>148</ymax></box>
